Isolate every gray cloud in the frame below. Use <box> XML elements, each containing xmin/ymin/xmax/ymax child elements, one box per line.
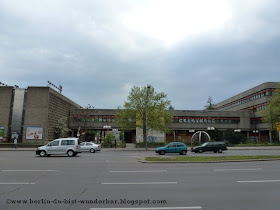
<box><xmin>1</xmin><ymin>0</ymin><xmax>280</xmax><ymax>109</ymax></box>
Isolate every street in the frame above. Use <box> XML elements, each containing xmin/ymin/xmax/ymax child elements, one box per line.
<box><xmin>0</xmin><ymin>150</ymin><xmax>280</xmax><ymax>210</ymax></box>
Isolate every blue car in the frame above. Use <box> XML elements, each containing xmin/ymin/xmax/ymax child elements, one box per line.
<box><xmin>155</xmin><ymin>142</ymin><xmax>187</xmax><ymax>155</ymax></box>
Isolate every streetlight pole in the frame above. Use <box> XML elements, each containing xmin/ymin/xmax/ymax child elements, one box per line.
<box><xmin>145</xmin><ymin>85</ymin><xmax>151</xmax><ymax>150</ymax></box>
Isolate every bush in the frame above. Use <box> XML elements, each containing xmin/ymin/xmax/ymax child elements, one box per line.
<box><xmin>102</xmin><ymin>133</ymin><xmax>115</xmax><ymax>147</ymax></box>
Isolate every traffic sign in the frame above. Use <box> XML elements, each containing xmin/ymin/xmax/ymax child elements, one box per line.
<box><xmin>276</xmin><ymin>122</ymin><xmax>280</xmax><ymax>131</ymax></box>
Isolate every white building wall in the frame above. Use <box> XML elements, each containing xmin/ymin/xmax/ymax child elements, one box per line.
<box><xmin>136</xmin><ymin>127</ymin><xmax>165</xmax><ymax>143</ymax></box>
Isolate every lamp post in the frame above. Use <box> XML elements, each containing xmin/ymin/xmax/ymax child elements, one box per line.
<box><xmin>145</xmin><ymin>85</ymin><xmax>151</xmax><ymax>150</ymax></box>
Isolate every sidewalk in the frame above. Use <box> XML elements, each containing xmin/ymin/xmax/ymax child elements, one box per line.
<box><xmin>1</xmin><ymin>146</ymin><xmax>280</xmax><ymax>151</ymax></box>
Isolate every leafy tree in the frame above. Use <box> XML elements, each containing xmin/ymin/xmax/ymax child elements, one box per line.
<box><xmin>55</xmin><ymin>117</ymin><xmax>69</xmax><ymax>138</ymax></box>
<box><xmin>205</xmin><ymin>96</ymin><xmax>215</xmax><ymax>110</ymax></box>
<box><xmin>259</xmin><ymin>84</ymin><xmax>280</xmax><ymax>141</ymax></box>
<box><xmin>116</xmin><ymin>85</ymin><xmax>173</xmax><ymax>143</ymax></box>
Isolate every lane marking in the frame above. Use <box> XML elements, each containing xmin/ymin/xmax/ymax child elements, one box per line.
<box><xmin>90</xmin><ymin>207</ymin><xmax>202</xmax><ymax>210</ymax></box>
<box><xmin>0</xmin><ymin>183</ymin><xmax>35</xmax><ymax>185</ymax></box>
<box><xmin>237</xmin><ymin>180</ymin><xmax>280</xmax><ymax>183</ymax></box>
<box><xmin>2</xmin><ymin>170</ymin><xmax>58</xmax><ymax>172</ymax></box>
<box><xmin>214</xmin><ymin>168</ymin><xmax>262</xmax><ymax>172</ymax></box>
<box><xmin>101</xmin><ymin>182</ymin><xmax>178</xmax><ymax>185</ymax></box>
<box><xmin>109</xmin><ymin>170</ymin><xmax>167</xmax><ymax>173</ymax></box>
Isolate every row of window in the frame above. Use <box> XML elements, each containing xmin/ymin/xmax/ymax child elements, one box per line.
<box><xmin>217</xmin><ymin>89</ymin><xmax>274</xmax><ymax>111</ymax></box>
<box><xmin>174</xmin><ymin>118</ymin><xmax>239</xmax><ymax>124</ymax></box>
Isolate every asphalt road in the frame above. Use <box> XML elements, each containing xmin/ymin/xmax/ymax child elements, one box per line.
<box><xmin>1</xmin><ymin>150</ymin><xmax>280</xmax><ymax>210</ymax></box>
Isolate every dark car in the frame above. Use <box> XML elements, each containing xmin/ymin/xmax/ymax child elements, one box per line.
<box><xmin>191</xmin><ymin>141</ymin><xmax>227</xmax><ymax>153</ymax></box>
<box><xmin>155</xmin><ymin>142</ymin><xmax>187</xmax><ymax>155</ymax></box>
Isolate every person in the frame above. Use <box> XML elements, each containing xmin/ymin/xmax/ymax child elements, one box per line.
<box><xmin>13</xmin><ymin>137</ymin><xmax>18</xmax><ymax>149</ymax></box>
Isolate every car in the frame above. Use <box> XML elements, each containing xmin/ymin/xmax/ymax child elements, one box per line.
<box><xmin>36</xmin><ymin>138</ymin><xmax>81</xmax><ymax>157</ymax></box>
<box><xmin>80</xmin><ymin>142</ymin><xmax>101</xmax><ymax>153</ymax></box>
<box><xmin>155</xmin><ymin>142</ymin><xmax>187</xmax><ymax>155</ymax></box>
<box><xmin>191</xmin><ymin>141</ymin><xmax>227</xmax><ymax>153</ymax></box>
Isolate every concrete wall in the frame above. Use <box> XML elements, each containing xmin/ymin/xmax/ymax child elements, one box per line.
<box><xmin>22</xmin><ymin>87</ymin><xmax>80</xmax><ymax>143</ymax></box>
<box><xmin>0</xmin><ymin>87</ymin><xmax>14</xmax><ymax>141</ymax></box>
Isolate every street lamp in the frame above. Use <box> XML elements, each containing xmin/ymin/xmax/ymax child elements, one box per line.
<box><xmin>145</xmin><ymin>85</ymin><xmax>151</xmax><ymax>150</ymax></box>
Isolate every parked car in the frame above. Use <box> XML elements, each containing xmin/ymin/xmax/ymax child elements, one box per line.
<box><xmin>155</xmin><ymin>142</ymin><xmax>187</xmax><ymax>155</ymax></box>
<box><xmin>80</xmin><ymin>142</ymin><xmax>101</xmax><ymax>153</ymax></box>
<box><xmin>191</xmin><ymin>141</ymin><xmax>227</xmax><ymax>153</ymax></box>
<box><xmin>36</xmin><ymin>138</ymin><xmax>81</xmax><ymax>157</ymax></box>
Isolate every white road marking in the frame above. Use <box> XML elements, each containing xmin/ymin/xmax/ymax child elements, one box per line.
<box><xmin>109</xmin><ymin>170</ymin><xmax>167</xmax><ymax>173</ymax></box>
<box><xmin>214</xmin><ymin>168</ymin><xmax>262</xmax><ymax>172</ymax></box>
<box><xmin>90</xmin><ymin>207</ymin><xmax>202</xmax><ymax>210</ymax></box>
<box><xmin>237</xmin><ymin>180</ymin><xmax>280</xmax><ymax>183</ymax></box>
<box><xmin>0</xmin><ymin>183</ymin><xmax>35</xmax><ymax>185</ymax></box>
<box><xmin>2</xmin><ymin>170</ymin><xmax>58</xmax><ymax>172</ymax></box>
<box><xmin>101</xmin><ymin>182</ymin><xmax>177</xmax><ymax>185</ymax></box>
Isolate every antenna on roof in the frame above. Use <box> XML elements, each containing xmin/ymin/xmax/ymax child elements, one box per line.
<box><xmin>47</xmin><ymin>81</ymin><xmax>63</xmax><ymax>93</ymax></box>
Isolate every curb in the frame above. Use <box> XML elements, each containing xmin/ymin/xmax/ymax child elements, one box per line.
<box><xmin>137</xmin><ymin>157</ymin><xmax>280</xmax><ymax>163</ymax></box>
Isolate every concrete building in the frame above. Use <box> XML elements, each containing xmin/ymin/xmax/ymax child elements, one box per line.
<box><xmin>1</xmin><ymin>82</ymin><xmax>279</xmax><ymax>144</ymax></box>
<box><xmin>0</xmin><ymin>86</ymin><xmax>80</xmax><ymax>143</ymax></box>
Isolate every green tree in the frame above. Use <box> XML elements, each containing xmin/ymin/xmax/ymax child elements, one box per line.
<box><xmin>55</xmin><ymin>117</ymin><xmax>69</xmax><ymax>138</ymax></box>
<box><xmin>116</xmin><ymin>85</ymin><xmax>173</xmax><ymax>143</ymax></box>
<box><xmin>259</xmin><ymin>84</ymin><xmax>280</xmax><ymax>141</ymax></box>
<box><xmin>205</xmin><ymin>96</ymin><xmax>215</xmax><ymax>110</ymax></box>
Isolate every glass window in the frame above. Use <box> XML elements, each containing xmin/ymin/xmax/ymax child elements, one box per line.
<box><xmin>49</xmin><ymin>140</ymin><xmax>59</xmax><ymax>146</ymax></box>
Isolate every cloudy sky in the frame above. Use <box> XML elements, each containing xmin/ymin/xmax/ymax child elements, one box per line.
<box><xmin>1</xmin><ymin>0</ymin><xmax>279</xmax><ymax>110</ymax></box>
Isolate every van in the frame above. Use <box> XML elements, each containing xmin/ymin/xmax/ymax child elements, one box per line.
<box><xmin>36</xmin><ymin>138</ymin><xmax>81</xmax><ymax>157</ymax></box>
<box><xmin>191</xmin><ymin>141</ymin><xmax>227</xmax><ymax>153</ymax></box>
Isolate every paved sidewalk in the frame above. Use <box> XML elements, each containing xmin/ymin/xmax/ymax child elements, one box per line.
<box><xmin>1</xmin><ymin>146</ymin><xmax>280</xmax><ymax>151</ymax></box>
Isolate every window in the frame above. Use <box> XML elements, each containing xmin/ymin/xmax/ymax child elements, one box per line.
<box><xmin>49</xmin><ymin>141</ymin><xmax>59</xmax><ymax>146</ymax></box>
<box><xmin>61</xmin><ymin>140</ymin><xmax>75</xmax><ymax>145</ymax></box>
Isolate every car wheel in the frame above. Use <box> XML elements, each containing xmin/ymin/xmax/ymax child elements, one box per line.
<box><xmin>159</xmin><ymin>150</ymin><xmax>165</xmax><ymax>155</ymax></box>
<box><xmin>67</xmin><ymin>150</ymin><xmax>74</xmax><ymax>157</ymax></box>
<box><xmin>90</xmin><ymin>148</ymin><xmax>95</xmax><ymax>153</ymax></box>
<box><xmin>39</xmin><ymin>150</ymin><xmax>46</xmax><ymax>157</ymax></box>
<box><xmin>199</xmin><ymin>149</ymin><xmax>203</xmax><ymax>153</ymax></box>
<box><xmin>180</xmin><ymin>150</ymin><xmax>187</xmax><ymax>155</ymax></box>
<box><xmin>218</xmin><ymin>149</ymin><xmax>223</xmax><ymax>153</ymax></box>
<box><xmin>214</xmin><ymin>151</ymin><xmax>217</xmax><ymax>153</ymax></box>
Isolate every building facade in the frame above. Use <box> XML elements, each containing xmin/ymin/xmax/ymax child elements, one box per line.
<box><xmin>1</xmin><ymin>82</ymin><xmax>278</xmax><ymax>144</ymax></box>
<box><xmin>0</xmin><ymin>86</ymin><xmax>80</xmax><ymax>143</ymax></box>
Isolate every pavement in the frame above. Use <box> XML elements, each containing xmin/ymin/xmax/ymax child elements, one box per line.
<box><xmin>1</xmin><ymin>146</ymin><xmax>280</xmax><ymax>151</ymax></box>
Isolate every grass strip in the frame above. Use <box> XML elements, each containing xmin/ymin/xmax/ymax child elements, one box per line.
<box><xmin>145</xmin><ymin>155</ymin><xmax>280</xmax><ymax>162</ymax></box>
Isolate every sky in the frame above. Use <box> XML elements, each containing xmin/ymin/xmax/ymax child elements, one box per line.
<box><xmin>1</xmin><ymin>0</ymin><xmax>280</xmax><ymax>110</ymax></box>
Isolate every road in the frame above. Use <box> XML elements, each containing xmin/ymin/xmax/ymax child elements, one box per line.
<box><xmin>0</xmin><ymin>150</ymin><xmax>280</xmax><ymax>210</ymax></box>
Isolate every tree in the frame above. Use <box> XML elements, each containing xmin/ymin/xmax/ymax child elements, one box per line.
<box><xmin>116</xmin><ymin>85</ymin><xmax>173</xmax><ymax>143</ymax></box>
<box><xmin>205</xmin><ymin>96</ymin><xmax>215</xmax><ymax>110</ymax></box>
<box><xmin>55</xmin><ymin>117</ymin><xmax>69</xmax><ymax>138</ymax></box>
<box><xmin>259</xmin><ymin>84</ymin><xmax>280</xmax><ymax>141</ymax></box>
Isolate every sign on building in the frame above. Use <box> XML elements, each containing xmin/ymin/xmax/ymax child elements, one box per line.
<box><xmin>276</xmin><ymin>122</ymin><xmax>280</xmax><ymax>131</ymax></box>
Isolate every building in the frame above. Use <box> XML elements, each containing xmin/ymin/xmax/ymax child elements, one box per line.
<box><xmin>0</xmin><ymin>86</ymin><xmax>80</xmax><ymax>143</ymax></box>
<box><xmin>1</xmin><ymin>82</ymin><xmax>279</xmax><ymax>144</ymax></box>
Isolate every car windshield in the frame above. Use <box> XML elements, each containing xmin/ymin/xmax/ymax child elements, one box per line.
<box><xmin>201</xmin><ymin>142</ymin><xmax>208</xmax><ymax>146</ymax></box>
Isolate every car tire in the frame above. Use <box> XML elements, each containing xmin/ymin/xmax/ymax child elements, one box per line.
<box><xmin>159</xmin><ymin>150</ymin><xmax>165</xmax><ymax>155</ymax></box>
<box><xmin>90</xmin><ymin>148</ymin><xmax>95</xmax><ymax>153</ymax></box>
<box><xmin>214</xmin><ymin>151</ymin><xmax>217</xmax><ymax>153</ymax></box>
<box><xmin>218</xmin><ymin>149</ymin><xmax>223</xmax><ymax>153</ymax></box>
<box><xmin>67</xmin><ymin>150</ymin><xmax>74</xmax><ymax>157</ymax></box>
<box><xmin>199</xmin><ymin>149</ymin><xmax>203</xmax><ymax>153</ymax></box>
<box><xmin>180</xmin><ymin>150</ymin><xmax>187</xmax><ymax>155</ymax></box>
<box><xmin>39</xmin><ymin>150</ymin><xmax>46</xmax><ymax>157</ymax></box>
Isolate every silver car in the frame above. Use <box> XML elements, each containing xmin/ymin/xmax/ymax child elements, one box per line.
<box><xmin>36</xmin><ymin>138</ymin><xmax>81</xmax><ymax>157</ymax></box>
<box><xmin>80</xmin><ymin>142</ymin><xmax>101</xmax><ymax>153</ymax></box>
